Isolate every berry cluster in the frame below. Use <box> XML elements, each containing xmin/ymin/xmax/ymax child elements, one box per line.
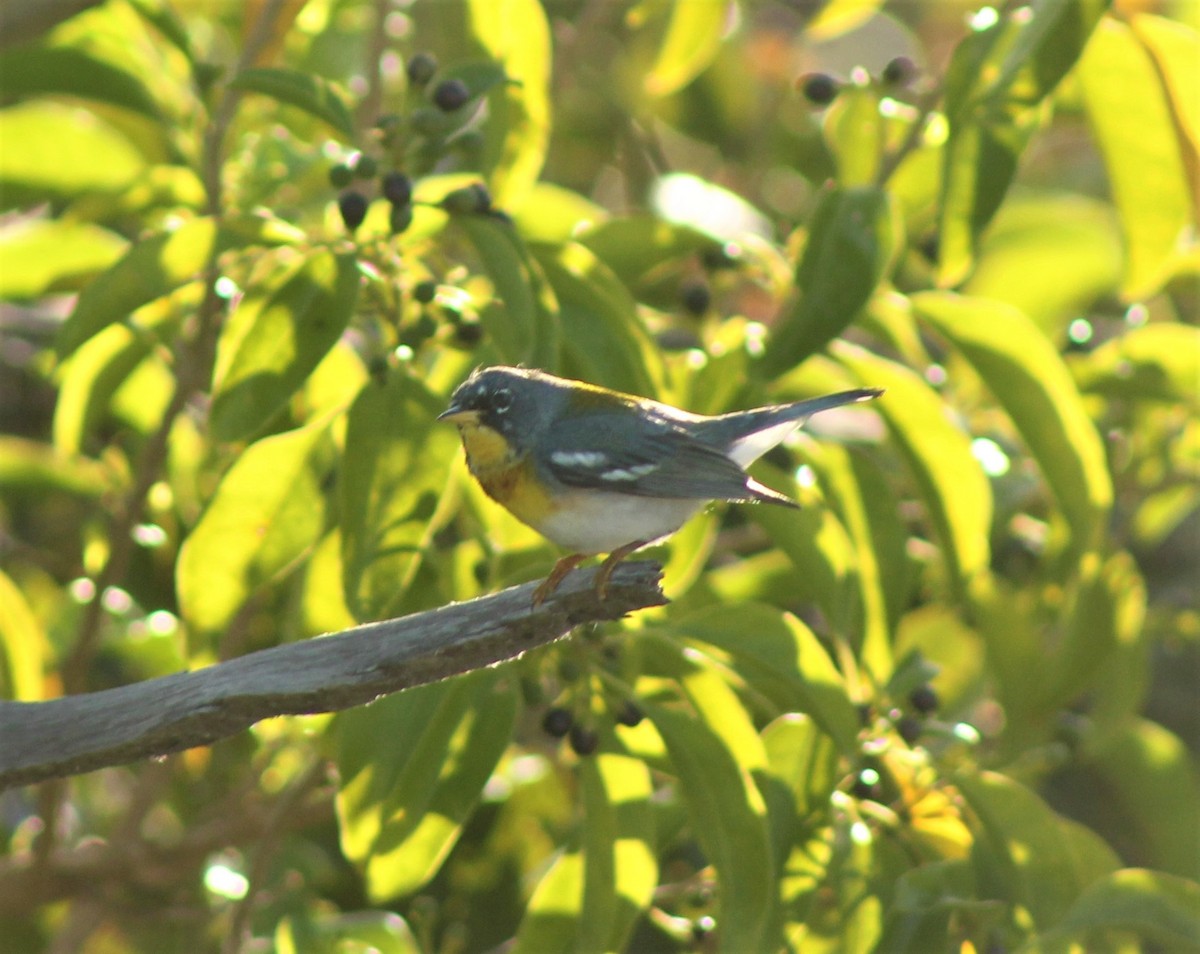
<box><xmin>331</xmin><ymin>154</ymin><xmax>414</xmax><ymax>236</ymax></box>
<box><xmin>797</xmin><ymin>55</ymin><xmax>919</xmax><ymax>108</ymax></box>
<box><xmin>332</xmin><ymin>51</ymin><xmax>499</xmax><ymax>236</ymax></box>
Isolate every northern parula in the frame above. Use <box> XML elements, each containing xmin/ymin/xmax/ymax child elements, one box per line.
<box><xmin>439</xmin><ymin>366</ymin><xmax>882</xmax><ymax>603</ymax></box>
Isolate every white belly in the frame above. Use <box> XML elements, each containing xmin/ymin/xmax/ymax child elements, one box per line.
<box><xmin>537</xmin><ymin>489</ymin><xmax>703</xmax><ymax>554</ymax></box>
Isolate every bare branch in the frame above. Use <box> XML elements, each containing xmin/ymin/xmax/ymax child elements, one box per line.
<box><xmin>0</xmin><ymin>562</ymin><xmax>666</xmax><ymax>790</ymax></box>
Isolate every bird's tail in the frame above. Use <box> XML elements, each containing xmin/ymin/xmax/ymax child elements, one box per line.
<box><xmin>716</xmin><ymin>387</ymin><xmax>883</xmax><ymax>466</ymax></box>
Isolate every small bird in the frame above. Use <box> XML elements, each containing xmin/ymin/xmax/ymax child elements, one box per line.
<box><xmin>439</xmin><ymin>366</ymin><xmax>882</xmax><ymax>604</ymax></box>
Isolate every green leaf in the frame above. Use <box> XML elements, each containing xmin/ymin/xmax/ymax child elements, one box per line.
<box><xmin>58</xmin><ymin>216</ymin><xmax>217</xmax><ymax>357</ymax></box>
<box><xmin>0</xmin><ymin>101</ymin><xmax>145</xmax><ymax>209</ymax></box>
<box><xmin>825</xmin><ymin>86</ymin><xmax>884</xmax><ymax>186</ymax></box>
<box><xmin>211</xmin><ymin>251</ymin><xmax>359</xmax><ymax>443</ymax></box>
<box><xmin>510</xmin><ymin>183</ymin><xmax>607</xmax><ymax>245</ymax></box>
<box><xmin>748</xmin><ymin>464</ymin><xmax>858</xmax><ymax>630</ymax></box>
<box><xmin>663</xmin><ymin>603</ymin><xmax>861</xmax><ymax>757</ymax></box>
<box><xmin>228</xmin><ymin>67</ymin><xmax>354</xmax><ymax>139</ymax></box>
<box><xmin>836</xmin><ymin>344</ymin><xmax>993</xmax><ymax>599</ymax></box>
<box><xmin>937</xmin><ymin>0</ymin><xmax>1110</xmax><ymax>284</ymax></box>
<box><xmin>578</xmin><ymin>754</ymin><xmax>657</xmax><ymax>954</ymax></box>
<box><xmin>363</xmin><ymin>674</ymin><xmax>518</xmax><ymax>900</ymax></box>
<box><xmin>760</xmin><ymin>714</ymin><xmax>840</xmax><ymax>855</ymax></box>
<box><xmin>57</xmin><ymin>212</ymin><xmax>302</xmax><ymax>357</ymax></box>
<box><xmin>340</xmin><ymin>370</ymin><xmax>461</xmax><ymax>622</ymax></box>
<box><xmin>0</xmin><ymin>218</ymin><xmax>127</xmax><ymax>300</ymax></box>
<box><xmin>1083</xmin><ymin>719</ymin><xmax>1200</xmax><ymax>879</ymax></box>
<box><xmin>465</xmin><ymin>0</ymin><xmax>551</xmax><ymax>206</ymax></box>
<box><xmin>1029</xmin><ymin>868</ymin><xmax>1200</xmax><ymax>951</ymax></box>
<box><xmin>579</xmin><ymin>215</ymin><xmax>719</xmax><ymax>290</ymax></box>
<box><xmin>0</xmin><ymin>569</ymin><xmax>45</xmax><ymax>702</ymax></box>
<box><xmin>1078</xmin><ymin>16</ymin><xmax>1194</xmax><ymax>299</ymax></box>
<box><xmin>514</xmin><ymin>850</ymin><xmax>584</xmax><ymax>954</ymax></box>
<box><xmin>454</xmin><ymin>215</ymin><xmax>560</xmax><ymax>367</ymax></box>
<box><xmin>1032</xmin><ymin>550</ymin><xmax>1145</xmax><ymax>713</ymax></box>
<box><xmin>54</xmin><ymin>283</ymin><xmax>194</xmax><ymax>454</ymax></box>
<box><xmin>957</xmin><ymin>771</ymin><xmax>1116</xmax><ymax>929</ymax></box>
<box><xmin>913</xmin><ymin>291</ymin><xmax>1112</xmax><ymax>553</ymax></box>
<box><xmin>0</xmin><ymin>45</ymin><xmax>162</xmax><ymax>117</ymax></box>
<box><xmin>763</xmin><ymin>186</ymin><xmax>901</xmax><ymax>375</ymax></box>
<box><xmin>531</xmin><ymin>242</ymin><xmax>661</xmax><ymax>397</ymax></box>
<box><xmin>1073</xmin><ymin>321</ymin><xmax>1200</xmax><ymax>407</ymax></box>
<box><xmin>0</xmin><ymin>436</ymin><xmax>107</xmax><ymax>498</ymax></box>
<box><xmin>643</xmin><ymin>690</ymin><xmax>776</xmax><ymax>952</ymax></box>
<box><xmin>964</xmin><ymin>193</ymin><xmax>1123</xmax><ymax>336</ymax></box>
<box><xmin>644</xmin><ymin>0</ymin><xmax>728</xmax><ymax>97</ymax></box>
<box><xmin>176</xmin><ymin>416</ymin><xmax>335</xmax><ymax>635</ymax></box>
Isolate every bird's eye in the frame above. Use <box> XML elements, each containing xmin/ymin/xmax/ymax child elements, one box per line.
<box><xmin>492</xmin><ymin>387</ymin><xmax>513</xmax><ymax>412</ymax></box>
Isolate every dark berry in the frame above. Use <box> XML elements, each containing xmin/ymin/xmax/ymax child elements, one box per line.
<box><xmin>351</xmin><ymin>154</ymin><xmax>377</xmax><ymax>179</ymax></box>
<box><xmin>389</xmin><ymin>202</ymin><xmax>414</xmax><ymax>235</ymax></box>
<box><xmin>799</xmin><ymin>72</ymin><xmax>839</xmax><ymax>106</ymax></box>
<box><xmin>882</xmin><ymin>55</ymin><xmax>917</xmax><ymax>87</ymax></box>
<box><xmin>382</xmin><ymin>171</ymin><xmax>413</xmax><ymax>205</ymax></box>
<box><xmin>406</xmin><ymin>51</ymin><xmax>439</xmax><ymax>87</ymax></box>
<box><xmin>615</xmin><ymin>701</ymin><xmax>644</xmax><ymax>727</ymax></box>
<box><xmin>412</xmin><ymin>280</ymin><xmax>437</xmax><ymax>304</ymax></box>
<box><xmin>542</xmin><ymin>707</ymin><xmax>573</xmax><ymax>738</ymax></box>
<box><xmin>568</xmin><ymin>724</ymin><xmax>599</xmax><ymax>756</ymax></box>
<box><xmin>454</xmin><ymin>319</ymin><xmax>484</xmax><ymax>346</ymax></box>
<box><xmin>856</xmin><ymin>703</ymin><xmax>874</xmax><ymax>727</ymax></box>
<box><xmin>433</xmin><ymin>78</ymin><xmax>471</xmax><ymax>112</ymax></box>
<box><xmin>338</xmin><ymin>190</ymin><xmax>368</xmax><ymax>231</ymax></box>
<box><xmin>680</xmin><ymin>281</ymin><xmax>711</xmax><ymax>316</ymax></box>
<box><xmin>328</xmin><ymin>163</ymin><xmax>353</xmax><ymax>188</ymax></box>
<box><xmin>897</xmin><ymin>715</ymin><xmax>922</xmax><ymax>745</ymax></box>
<box><xmin>909</xmin><ymin>684</ymin><xmax>939</xmax><ymax>715</ymax></box>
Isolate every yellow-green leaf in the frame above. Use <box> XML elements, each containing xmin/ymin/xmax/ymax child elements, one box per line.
<box><xmin>644</xmin><ymin>0</ymin><xmax>728</xmax><ymax>98</ymax></box>
<box><xmin>913</xmin><ymin>291</ymin><xmax>1111</xmax><ymax>554</ymax></box>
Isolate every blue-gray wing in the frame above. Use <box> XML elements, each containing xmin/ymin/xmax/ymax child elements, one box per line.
<box><xmin>540</xmin><ymin>413</ymin><xmax>791</xmax><ymax>504</ymax></box>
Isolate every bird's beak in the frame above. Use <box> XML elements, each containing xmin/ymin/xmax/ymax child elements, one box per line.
<box><xmin>437</xmin><ymin>404</ymin><xmax>480</xmax><ymax>424</ymax></box>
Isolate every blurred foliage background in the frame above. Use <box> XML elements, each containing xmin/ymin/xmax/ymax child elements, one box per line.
<box><xmin>1</xmin><ymin>0</ymin><xmax>1198</xmax><ymax>951</ymax></box>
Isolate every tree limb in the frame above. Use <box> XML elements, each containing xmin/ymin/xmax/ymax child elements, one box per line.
<box><xmin>0</xmin><ymin>562</ymin><xmax>666</xmax><ymax>790</ymax></box>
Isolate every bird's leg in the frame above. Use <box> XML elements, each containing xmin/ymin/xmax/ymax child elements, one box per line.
<box><xmin>594</xmin><ymin>540</ymin><xmax>645</xmax><ymax>600</ymax></box>
<box><xmin>532</xmin><ymin>554</ymin><xmax>587</xmax><ymax>606</ymax></box>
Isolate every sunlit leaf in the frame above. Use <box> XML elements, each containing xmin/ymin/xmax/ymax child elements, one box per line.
<box><xmin>54</xmin><ymin>283</ymin><xmax>196</xmax><ymax>454</ymax></box>
<box><xmin>1073</xmin><ymin>322</ymin><xmax>1200</xmax><ymax>408</ymax></box>
<box><xmin>836</xmin><ymin>343</ymin><xmax>992</xmax><ymax>600</ymax></box>
<box><xmin>514</xmin><ymin>850</ymin><xmax>584</xmax><ymax>954</ymax></box>
<box><xmin>211</xmin><ymin>250</ymin><xmax>359</xmax><ymax>443</ymax></box>
<box><xmin>0</xmin><ymin>101</ymin><xmax>145</xmax><ymax>209</ymax></box>
<box><xmin>1077</xmin><ymin>16</ymin><xmax>1192</xmax><ymax>299</ymax></box>
<box><xmin>578</xmin><ymin>215</ymin><xmax>719</xmax><ymax>289</ymax></box>
<box><xmin>228</xmin><ymin>67</ymin><xmax>354</xmax><ymax>139</ymax></box>
<box><xmin>964</xmin><ymin>193</ymin><xmax>1122</xmax><ymax>336</ymax></box>
<box><xmin>364</xmin><ymin>674</ymin><xmax>518</xmax><ymax>900</ymax></box>
<box><xmin>661</xmin><ymin>604</ymin><xmax>861</xmax><ymax>756</ymax></box>
<box><xmin>578</xmin><ymin>754</ymin><xmax>657</xmax><ymax>954</ymax></box>
<box><xmin>0</xmin><ymin>570</ymin><xmax>45</xmax><ymax>702</ymax></box>
<box><xmin>0</xmin><ymin>218</ymin><xmax>126</xmax><ymax>300</ymax></box>
<box><xmin>805</xmin><ymin>0</ymin><xmax>884</xmax><ymax>39</ymax></box>
<box><xmin>913</xmin><ymin>291</ymin><xmax>1112</xmax><ymax>554</ymax></box>
<box><xmin>176</xmin><ymin>416</ymin><xmax>335</xmax><ymax>635</ymax></box>
<box><xmin>938</xmin><ymin>0</ymin><xmax>1109</xmax><ymax>284</ymax></box>
<box><xmin>0</xmin><ymin>436</ymin><xmax>107</xmax><ymax>497</ymax></box>
<box><xmin>510</xmin><ymin>182</ymin><xmax>607</xmax><ymax>244</ymax></box>
<box><xmin>466</xmin><ymin>0</ymin><xmax>551</xmax><ymax>206</ymax></box>
<box><xmin>454</xmin><ymin>215</ymin><xmax>560</xmax><ymax>367</ymax></box>
<box><xmin>644</xmin><ymin>0</ymin><xmax>729</xmax><ymax>98</ymax></box>
<box><xmin>763</xmin><ymin>186</ymin><xmax>901</xmax><ymax>375</ymax></box>
<box><xmin>340</xmin><ymin>370</ymin><xmax>460</xmax><ymax>622</ymax></box>
<box><xmin>643</xmin><ymin>693</ymin><xmax>776</xmax><ymax>952</ymax></box>
<box><xmin>825</xmin><ymin>86</ymin><xmax>884</xmax><ymax>186</ymax></box>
